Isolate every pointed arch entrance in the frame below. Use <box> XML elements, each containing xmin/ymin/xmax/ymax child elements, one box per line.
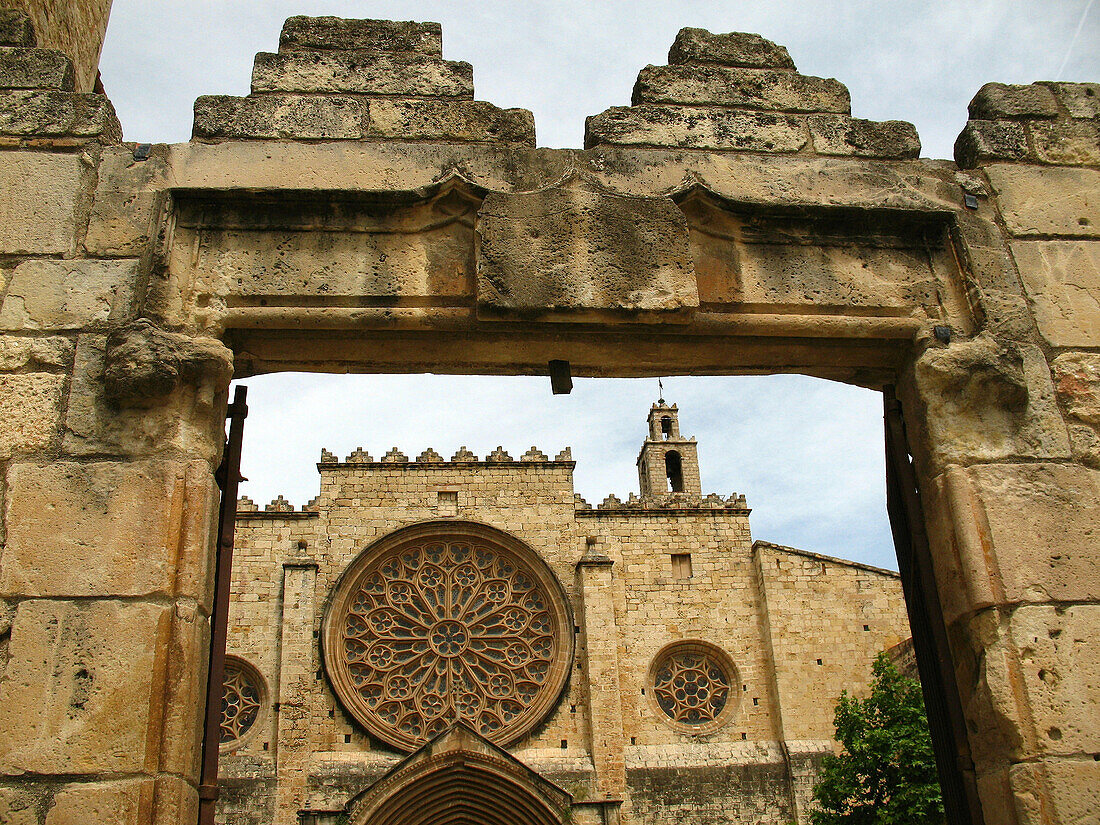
<box><xmin>346</xmin><ymin>725</ymin><xmax>571</xmax><ymax>825</ymax></box>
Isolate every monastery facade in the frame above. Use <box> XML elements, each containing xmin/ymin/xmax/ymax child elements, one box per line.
<box><xmin>219</xmin><ymin>403</ymin><xmax>909</xmax><ymax>825</ymax></box>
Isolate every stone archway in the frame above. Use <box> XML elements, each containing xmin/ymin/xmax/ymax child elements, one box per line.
<box><xmin>344</xmin><ymin>725</ymin><xmax>571</xmax><ymax>825</ymax></box>
<box><xmin>0</xmin><ymin>11</ymin><xmax>1097</xmax><ymax>825</ymax></box>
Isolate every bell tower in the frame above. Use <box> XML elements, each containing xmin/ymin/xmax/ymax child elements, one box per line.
<box><xmin>637</xmin><ymin>400</ymin><xmax>701</xmax><ymax>498</ymax></box>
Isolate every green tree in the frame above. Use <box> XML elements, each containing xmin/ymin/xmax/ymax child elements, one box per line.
<box><xmin>811</xmin><ymin>653</ymin><xmax>944</xmax><ymax>825</ymax></box>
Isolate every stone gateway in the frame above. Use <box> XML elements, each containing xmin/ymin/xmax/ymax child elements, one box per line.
<box><xmin>0</xmin><ymin>7</ymin><xmax>1098</xmax><ymax>825</ymax></box>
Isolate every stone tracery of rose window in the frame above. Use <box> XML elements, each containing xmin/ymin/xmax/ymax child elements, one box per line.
<box><xmin>650</xmin><ymin>641</ymin><xmax>738</xmax><ymax>732</ymax></box>
<box><xmin>220</xmin><ymin>657</ymin><xmax>264</xmax><ymax>746</ymax></box>
<box><xmin>323</xmin><ymin>523</ymin><xmax>572</xmax><ymax>752</ymax></box>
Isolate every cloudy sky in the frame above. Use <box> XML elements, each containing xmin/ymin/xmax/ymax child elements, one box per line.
<box><xmin>97</xmin><ymin>1</ymin><xmax>1097</xmax><ymax>570</ymax></box>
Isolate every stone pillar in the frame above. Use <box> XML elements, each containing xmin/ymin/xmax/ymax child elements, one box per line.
<box><xmin>0</xmin><ymin>29</ymin><xmax>227</xmax><ymax>818</ymax></box>
<box><xmin>274</xmin><ymin>561</ymin><xmax>319</xmax><ymax>825</ymax></box>
<box><xmin>575</xmin><ymin>540</ymin><xmax>627</xmax><ymax>805</ymax></box>
<box><xmin>905</xmin><ymin>80</ymin><xmax>1100</xmax><ymax>824</ymax></box>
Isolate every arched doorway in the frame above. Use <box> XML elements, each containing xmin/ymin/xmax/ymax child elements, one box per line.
<box><xmin>346</xmin><ymin>725</ymin><xmax>571</xmax><ymax>825</ymax></box>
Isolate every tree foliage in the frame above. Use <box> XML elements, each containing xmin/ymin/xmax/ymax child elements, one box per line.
<box><xmin>811</xmin><ymin>652</ymin><xmax>944</xmax><ymax>825</ymax></box>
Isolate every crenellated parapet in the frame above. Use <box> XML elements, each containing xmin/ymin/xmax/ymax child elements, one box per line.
<box><xmin>580</xmin><ymin>490</ymin><xmax>749</xmax><ymax>515</ymax></box>
<box><xmin>236</xmin><ymin>494</ymin><xmax>319</xmax><ymax>519</ymax></box>
<box><xmin>955</xmin><ymin>81</ymin><xmax>1100</xmax><ymax>168</ymax></box>
<box><xmin>585</xmin><ymin>27</ymin><xmax>918</xmax><ymax>158</ymax></box>
<box><xmin>192</xmin><ymin>16</ymin><xmax>534</xmax><ymax>145</ymax></box>
<box><xmin>315</xmin><ymin>445</ymin><xmax>576</xmax><ymax>468</ymax></box>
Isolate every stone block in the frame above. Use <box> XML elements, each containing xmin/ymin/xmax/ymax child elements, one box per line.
<box><xmin>0</xmin><ymin>90</ymin><xmax>120</xmax><ymax>141</ymax></box>
<box><xmin>632</xmin><ymin>65</ymin><xmax>849</xmax><ymax>113</ymax></box>
<box><xmin>0</xmin><ymin>47</ymin><xmax>74</xmax><ymax>90</ymax></box>
<box><xmin>84</xmin><ymin>146</ymin><xmax>170</xmax><ymax>257</ymax></box>
<box><xmin>279</xmin><ymin>16</ymin><xmax>442</xmax><ymax>56</ymax></box>
<box><xmin>0</xmin><ymin>10</ymin><xmax>35</xmax><ymax>47</ymax></box>
<box><xmin>0</xmin><ymin>259</ymin><xmax>139</xmax><ymax>331</ymax></box>
<box><xmin>476</xmin><ymin>178</ymin><xmax>696</xmax><ymax>319</ymax></box>
<box><xmin>1007</xmin><ymin>604</ymin><xmax>1100</xmax><ymax>756</ymax></box>
<box><xmin>1030</xmin><ymin>119</ymin><xmax>1100</xmax><ymax>166</ymax></box>
<box><xmin>1017</xmin><ymin>759</ymin><xmax>1100</xmax><ymax>825</ymax></box>
<box><xmin>1050</xmin><ymin>352</ymin><xmax>1100</xmax><ymax>425</ymax></box>
<box><xmin>45</xmin><ymin>779</ymin><xmax>154</xmax><ymax>825</ymax></box>
<box><xmin>366</xmin><ymin>99</ymin><xmax>535</xmax><ymax>144</ymax></box>
<box><xmin>987</xmin><ymin>165</ymin><xmax>1100</xmax><ymax>237</ymax></box>
<box><xmin>807</xmin><ymin>114</ymin><xmax>920</xmax><ymax>158</ymax></box>
<box><xmin>62</xmin><ymin>335</ymin><xmax>225</xmax><ymax>462</ymax></box>
<box><xmin>0</xmin><ymin>373</ymin><xmax>63</xmax><ymax>458</ymax></box>
<box><xmin>584</xmin><ymin>105</ymin><xmax>807</xmax><ymax>152</ymax></box>
<box><xmin>978</xmin><ymin>755</ymin><xmax>1100</xmax><ymax>824</ymax></box>
<box><xmin>963</xmin><ymin>464</ymin><xmax>1100</xmax><ymax>607</ymax></box>
<box><xmin>954</xmin><ymin>120</ymin><xmax>1030</xmax><ymax>168</ymax></box>
<box><xmin>29</xmin><ymin>336</ymin><xmax>74</xmax><ymax>368</ymax></box>
<box><xmin>157</xmin><ymin>602</ymin><xmax>209</xmax><ymax>782</ymax></box>
<box><xmin>667</xmin><ymin>28</ymin><xmax>795</xmax><ymax>70</ymax></box>
<box><xmin>251</xmin><ymin>51</ymin><xmax>473</xmax><ymax>97</ymax></box>
<box><xmin>0</xmin><ymin>336</ymin><xmax>72</xmax><ymax>371</ymax></box>
<box><xmin>968</xmin><ymin>82</ymin><xmax>1059</xmax><ymax>120</ymax></box>
<box><xmin>0</xmin><ymin>152</ymin><xmax>81</xmax><ymax>254</ymax></box>
<box><xmin>1040</xmin><ymin>81</ymin><xmax>1100</xmax><ymax>119</ymax></box>
<box><xmin>152</xmin><ymin>775</ymin><xmax>198</xmax><ymax>825</ymax></box>
<box><xmin>1010</xmin><ymin>240</ymin><xmax>1100</xmax><ymax>348</ymax></box>
<box><xmin>914</xmin><ymin>338</ymin><xmax>1070</xmax><ymax>469</ymax></box>
<box><xmin>1065</xmin><ymin>421</ymin><xmax>1100</xmax><ymax>469</ymax></box>
<box><xmin>0</xmin><ymin>335</ymin><xmax>29</xmax><ymax>370</ymax></box>
<box><xmin>952</xmin><ymin>608</ymin><xmax>1035</xmax><ymax>769</ymax></box>
<box><xmin>0</xmin><ymin>599</ymin><xmax>171</xmax><ymax>774</ymax></box>
<box><xmin>0</xmin><ymin>787</ymin><xmax>38</xmax><ymax>825</ymax></box>
<box><xmin>193</xmin><ymin>94</ymin><xmax>367</xmax><ymax>140</ymax></box>
<box><xmin>1</xmin><ymin>459</ymin><xmax>216</xmax><ymax>601</ymax></box>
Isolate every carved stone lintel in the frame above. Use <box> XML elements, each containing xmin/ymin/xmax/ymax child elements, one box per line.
<box><xmin>103</xmin><ymin>319</ymin><xmax>233</xmax><ymax>406</ymax></box>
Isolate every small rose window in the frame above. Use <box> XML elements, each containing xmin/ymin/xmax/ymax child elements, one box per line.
<box><xmin>220</xmin><ymin>656</ymin><xmax>266</xmax><ymax>748</ymax></box>
<box><xmin>648</xmin><ymin>641</ymin><xmax>739</xmax><ymax>733</ymax></box>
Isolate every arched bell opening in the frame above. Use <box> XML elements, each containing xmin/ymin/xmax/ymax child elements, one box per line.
<box><xmin>665</xmin><ymin>450</ymin><xmax>684</xmax><ymax>492</ymax></box>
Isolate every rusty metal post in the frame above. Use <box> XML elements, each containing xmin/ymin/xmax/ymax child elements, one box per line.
<box><xmin>883</xmin><ymin>385</ymin><xmax>982</xmax><ymax>825</ymax></box>
<box><xmin>199</xmin><ymin>384</ymin><xmax>248</xmax><ymax>825</ymax></box>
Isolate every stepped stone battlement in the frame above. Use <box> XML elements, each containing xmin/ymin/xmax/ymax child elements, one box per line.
<box><xmin>192</xmin><ymin>15</ymin><xmax>534</xmax><ymax>144</ymax></box>
<box><xmin>955</xmin><ymin>81</ymin><xmax>1100</xmax><ymax>167</ymax></box>
<box><xmin>585</xmin><ymin>27</ymin><xmax>919</xmax><ymax>158</ymax></box>
<box><xmin>0</xmin><ymin>8</ymin><xmax>119</xmax><ymax>147</ymax></box>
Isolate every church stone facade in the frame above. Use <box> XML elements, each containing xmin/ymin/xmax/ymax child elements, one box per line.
<box><xmin>219</xmin><ymin>403</ymin><xmax>909</xmax><ymax>825</ymax></box>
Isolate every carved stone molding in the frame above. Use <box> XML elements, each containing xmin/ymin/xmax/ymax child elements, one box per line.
<box><xmin>103</xmin><ymin>319</ymin><xmax>234</xmax><ymax>405</ymax></box>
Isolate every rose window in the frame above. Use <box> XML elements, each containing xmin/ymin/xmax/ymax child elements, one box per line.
<box><xmin>322</xmin><ymin>522</ymin><xmax>573</xmax><ymax>752</ymax></box>
<box><xmin>220</xmin><ymin>657</ymin><xmax>265</xmax><ymax>747</ymax></box>
<box><xmin>649</xmin><ymin>641</ymin><xmax>738</xmax><ymax>733</ymax></box>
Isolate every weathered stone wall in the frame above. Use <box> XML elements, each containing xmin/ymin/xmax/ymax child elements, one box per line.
<box><xmin>754</xmin><ymin>541</ymin><xmax>910</xmax><ymax>744</ymax></box>
<box><xmin>217</xmin><ymin>445</ymin><xmax>908</xmax><ymax>825</ymax></box>
<box><xmin>0</xmin><ymin>12</ymin><xmax>1096</xmax><ymax>825</ymax></box>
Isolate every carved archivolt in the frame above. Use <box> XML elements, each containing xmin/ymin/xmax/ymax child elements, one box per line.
<box><xmin>648</xmin><ymin>640</ymin><xmax>739</xmax><ymax>733</ymax></box>
<box><xmin>322</xmin><ymin>521</ymin><xmax>573</xmax><ymax>752</ymax></box>
<box><xmin>345</xmin><ymin>725</ymin><xmax>570</xmax><ymax>825</ymax></box>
